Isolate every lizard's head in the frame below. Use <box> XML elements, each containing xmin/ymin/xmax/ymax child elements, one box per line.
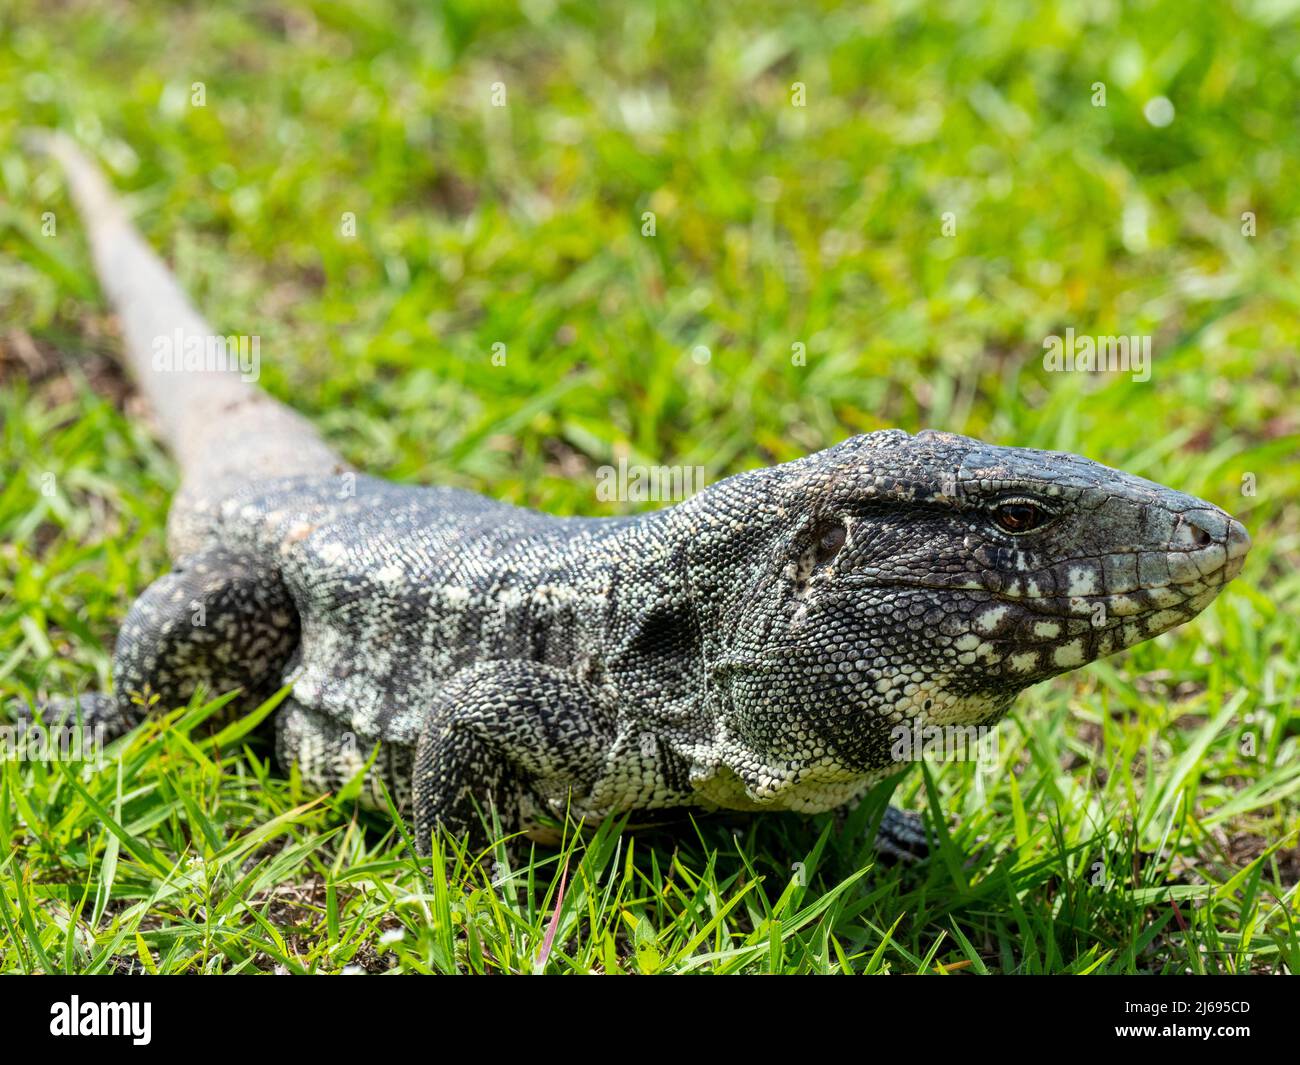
<box><xmin>701</xmin><ymin>429</ymin><xmax>1249</xmax><ymax>787</ymax></box>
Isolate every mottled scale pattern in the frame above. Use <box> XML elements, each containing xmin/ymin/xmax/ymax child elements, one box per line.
<box><xmin>92</xmin><ymin>429</ymin><xmax>1248</xmax><ymax>853</ymax></box>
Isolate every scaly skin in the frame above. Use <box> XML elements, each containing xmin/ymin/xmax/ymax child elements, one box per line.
<box><xmin>57</xmin><ymin>430</ymin><xmax>1248</xmax><ymax>853</ymax></box>
<box><xmin>30</xmin><ymin>134</ymin><xmax>1250</xmax><ymax>856</ymax></box>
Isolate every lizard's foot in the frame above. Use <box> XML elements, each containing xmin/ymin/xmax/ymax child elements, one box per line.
<box><xmin>873</xmin><ymin>806</ymin><xmax>930</xmax><ymax>864</ymax></box>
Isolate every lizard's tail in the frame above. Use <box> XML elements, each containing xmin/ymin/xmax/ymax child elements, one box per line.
<box><xmin>29</xmin><ymin>131</ymin><xmax>346</xmax><ymax>556</ymax></box>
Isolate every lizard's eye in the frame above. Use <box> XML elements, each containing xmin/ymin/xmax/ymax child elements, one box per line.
<box><xmin>813</xmin><ymin>520</ymin><xmax>847</xmax><ymax>564</ymax></box>
<box><xmin>992</xmin><ymin>498</ymin><xmax>1052</xmax><ymax>535</ymax></box>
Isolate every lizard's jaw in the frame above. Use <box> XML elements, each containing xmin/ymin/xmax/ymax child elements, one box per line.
<box><xmin>988</xmin><ymin>510</ymin><xmax>1250</xmax><ymax>681</ymax></box>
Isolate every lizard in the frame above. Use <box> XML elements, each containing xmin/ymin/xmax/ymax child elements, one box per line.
<box><xmin>26</xmin><ymin>133</ymin><xmax>1251</xmax><ymax>858</ymax></box>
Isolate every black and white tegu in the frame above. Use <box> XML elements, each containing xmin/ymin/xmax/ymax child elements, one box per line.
<box><xmin>29</xmin><ymin>133</ymin><xmax>1250</xmax><ymax>856</ymax></box>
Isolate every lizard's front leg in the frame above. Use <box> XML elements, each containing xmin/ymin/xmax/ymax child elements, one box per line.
<box><xmin>412</xmin><ymin>662</ymin><xmax>616</xmax><ymax>854</ymax></box>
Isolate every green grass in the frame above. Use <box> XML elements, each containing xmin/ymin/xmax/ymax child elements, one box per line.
<box><xmin>1</xmin><ymin>0</ymin><xmax>1298</xmax><ymax>973</ymax></box>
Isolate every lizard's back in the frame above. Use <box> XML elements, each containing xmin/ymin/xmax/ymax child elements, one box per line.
<box><xmin>210</xmin><ymin>474</ymin><xmax>637</xmax><ymax>745</ymax></box>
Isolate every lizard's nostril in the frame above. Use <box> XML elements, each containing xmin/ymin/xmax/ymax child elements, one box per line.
<box><xmin>1181</xmin><ymin>511</ymin><xmax>1223</xmax><ymax>550</ymax></box>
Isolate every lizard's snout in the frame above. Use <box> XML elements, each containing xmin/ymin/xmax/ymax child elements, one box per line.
<box><xmin>1169</xmin><ymin>508</ymin><xmax>1250</xmax><ymax>586</ymax></box>
<box><xmin>1224</xmin><ymin>515</ymin><xmax>1252</xmax><ymax>578</ymax></box>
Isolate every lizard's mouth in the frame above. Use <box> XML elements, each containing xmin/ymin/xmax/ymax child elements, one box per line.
<box><xmin>860</xmin><ymin>508</ymin><xmax>1246</xmax><ymax>602</ymax></box>
<box><xmin>729</xmin><ymin>513</ymin><xmax>1249</xmax><ymax>682</ymax></box>
<box><xmin>836</xmin><ymin>513</ymin><xmax>1250</xmax><ymax>604</ymax></box>
<box><xmin>988</xmin><ymin>516</ymin><xmax>1250</xmax><ymax>678</ymax></box>
<box><xmin>788</xmin><ymin>513</ymin><xmax>1250</xmax><ymax>683</ymax></box>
